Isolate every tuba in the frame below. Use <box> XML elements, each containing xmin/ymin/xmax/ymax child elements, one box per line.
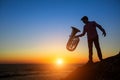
<box><xmin>66</xmin><ymin>27</ymin><xmax>80</xmax><ymax>51</ymax></box>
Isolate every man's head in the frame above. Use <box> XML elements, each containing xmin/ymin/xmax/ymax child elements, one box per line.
<box><xmin>81</xmin><ymin>16</ymin><xmax>88</xmax><ymax>24</ymax></box>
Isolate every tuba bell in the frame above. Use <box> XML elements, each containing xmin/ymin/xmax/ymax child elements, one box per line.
<box><xmin>66</xmin><ymin>27</ymin><xmax>80</xmax><ymax>51</ymax></box>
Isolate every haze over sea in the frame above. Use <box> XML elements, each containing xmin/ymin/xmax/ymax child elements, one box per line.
<box><xmin>0</xmin><ymin>64</ymin><xmax>81</xmax><ymax>80</ymax></box>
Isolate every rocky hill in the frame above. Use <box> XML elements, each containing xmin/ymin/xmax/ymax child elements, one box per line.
<box><xmin>63</xmin><ymin>52</ymin><xmax>120</xmax><ymax>80</ymax></box>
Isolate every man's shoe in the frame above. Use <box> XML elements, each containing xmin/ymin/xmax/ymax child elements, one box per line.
<box><xmin>86</xmin><ymin>60</ymin><xmax>94</xmax><ymax>65</ymax></box>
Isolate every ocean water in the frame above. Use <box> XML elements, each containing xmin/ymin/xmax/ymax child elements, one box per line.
<box><xmin>0</xmin><ymin>64</ymin><xmax>81</xmax><ymax>80</ymax></box>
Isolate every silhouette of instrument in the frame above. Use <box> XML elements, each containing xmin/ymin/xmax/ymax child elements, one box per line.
<box><xmin>66</xmin><ymin>27</ymin><xmax>80</xmax><ymax>51</ymax></box>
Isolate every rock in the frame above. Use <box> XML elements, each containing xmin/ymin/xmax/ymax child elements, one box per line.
<box><xmin>63</xmin><ymin>52</ymin><xmax>120</xmax><ymax>80</ymax></box>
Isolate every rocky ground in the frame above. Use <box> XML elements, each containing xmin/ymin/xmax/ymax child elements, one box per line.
<box><xmin>63</xmin><ymin>52</ymin><xmax>120</xmax><ymax>80</ymax></box>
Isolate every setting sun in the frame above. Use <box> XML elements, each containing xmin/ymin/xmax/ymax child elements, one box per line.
<box><xmin>56</xmin><ymin>58</ymin><xmax>63</xmax><ymax>65</ymax></box>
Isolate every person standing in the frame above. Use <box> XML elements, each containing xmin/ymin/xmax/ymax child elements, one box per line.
<box><xmin>76</xmin><ymin>16</ymin><xmax>106</xmax><ymax>63</ymax></box>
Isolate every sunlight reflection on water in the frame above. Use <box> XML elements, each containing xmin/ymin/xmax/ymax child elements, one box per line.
<box><xmin>0</xmin><ymin>64</ymin><xmax>82</xmax><ymax>80</ymax></box>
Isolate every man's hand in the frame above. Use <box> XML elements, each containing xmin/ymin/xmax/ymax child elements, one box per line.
<box><xmin>75</xmin><ymin>33</ymin><xmax>84</xmax><ymax>38</ymax></box>
<box><xmin>74</xmin><ymin>35</ymin><xmax>80</xmax><ymax>38</ymax></box>
<box><xmin>102</xmin><ymin>32</ymin><xmax>106</xmax><ymax>37</ymax></box>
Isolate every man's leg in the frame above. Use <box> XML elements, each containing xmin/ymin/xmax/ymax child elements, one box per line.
<box><xmin>94</xmin><ymin>37</ymin><xmax>103</xmax><ymax>61</ymax></box>
<box><xmin>88</xmin><ymin>40</ymin><xmax>93</xmax><ymax>62</ymax></box>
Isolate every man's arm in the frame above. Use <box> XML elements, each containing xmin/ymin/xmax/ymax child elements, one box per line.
<box><xmin>95</xmin><ymin>22</ymin><xmax>106</xmax><ymax>37</ymax></box>
<box><xmin>76</xmin><ymin>26</ymin><xmax>86</xmax><ymax>37</ymax></box>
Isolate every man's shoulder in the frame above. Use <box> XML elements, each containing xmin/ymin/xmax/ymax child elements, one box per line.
<box><xmin>89</xmin><ymin>21</ymin><xmax>98</xmax><ymax>26</ymax></box>
<box><xmin>89</xmin><ymin>21</ymin><xmax>96</xmax><ymax>23</ymax></box>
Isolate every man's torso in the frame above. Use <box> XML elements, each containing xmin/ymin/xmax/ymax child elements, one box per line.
<box><xmin>84</xmin><ymin>21</ymin><xmax>98</xmax><ymax>40</ymax></box>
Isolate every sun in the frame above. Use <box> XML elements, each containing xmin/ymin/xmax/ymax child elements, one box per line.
<box><xmin>56</xmin><ymin>58</ymin><xmax>63</xmax><ymax>65</ymax></box>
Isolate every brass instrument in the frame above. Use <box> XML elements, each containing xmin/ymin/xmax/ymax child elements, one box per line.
<box><xmin>66</xmin><ymin>27</ymin><xmax>80</xmax><ymax>51</ymax></box>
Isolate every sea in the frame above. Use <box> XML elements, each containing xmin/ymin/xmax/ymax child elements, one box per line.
<box><xmin>0</xmin><ymin>64</ymin><xmax>82</xmax><ymax>80</ymax></box>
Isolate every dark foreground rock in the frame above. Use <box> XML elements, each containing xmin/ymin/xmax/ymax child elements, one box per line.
<box><xmin>63</xmin><ymin>52</ymin><xmax>120</xmax><ymax>80</ymax></box>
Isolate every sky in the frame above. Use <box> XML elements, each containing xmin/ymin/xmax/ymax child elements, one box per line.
<box><xmin>0</xmin><ymin>0</ymin><xmax>120</xmax><ymax>64</ymax></box>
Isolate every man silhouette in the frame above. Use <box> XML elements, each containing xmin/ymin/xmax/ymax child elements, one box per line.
<box><xmin>76</xmin><ymin>16</ymin><xmax>106</xmax><ymax>63</ymax></box>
